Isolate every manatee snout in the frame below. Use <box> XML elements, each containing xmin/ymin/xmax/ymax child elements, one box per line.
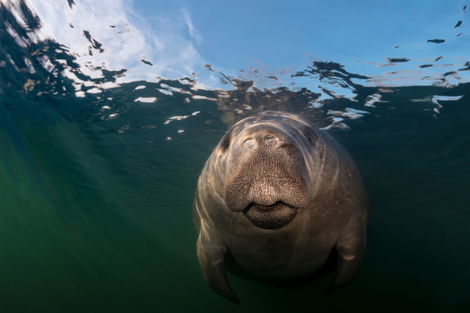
<box><xmin>223</xmin><ymin>125</ymin><xmax>309</xmax><ymax>228</ymax></box>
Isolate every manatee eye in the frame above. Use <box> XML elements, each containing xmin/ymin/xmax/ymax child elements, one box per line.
<box><xmin>303</xmin><ymin>127</ymin><xmax>318</xmax><ymax>145</ymax></box>
<box><xmin>219</xmin><ymin>131</ymin><xmax>231</xmax><ymax>152</ymax></box>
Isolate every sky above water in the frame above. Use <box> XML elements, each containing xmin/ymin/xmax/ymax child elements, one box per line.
<box><xmin>134</xmin><ymin>0</ymin><xmax>469</xmax><ymax>75</ymax></box>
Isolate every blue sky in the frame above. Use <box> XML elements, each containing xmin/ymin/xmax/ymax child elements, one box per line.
<box><xmin>16</xmin><ymin>0</ymin><xmax>469</xmax><ymax>89</ymax></box>
<box><xmin>134</xmin><ymin>0</ymin><xmax>469</xmax><ymax>78</ymax></box>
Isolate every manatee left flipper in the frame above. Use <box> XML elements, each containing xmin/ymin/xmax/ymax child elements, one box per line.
<box><xmin>196</xmin><ymin>229</ymin><xmax>240</xmax><ymax>304</ymax></box>
<box><xmin>331</xmin><ymin>211</ymin><xmax>367</xmax><ymax>288</ymax></box>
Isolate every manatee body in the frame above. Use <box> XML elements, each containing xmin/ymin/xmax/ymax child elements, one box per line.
<box><xmin>194</xmin><ymin>111</ymin><xmax>368</xmax><ymax>303</ymax></box>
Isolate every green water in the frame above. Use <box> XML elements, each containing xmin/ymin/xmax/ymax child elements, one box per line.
<box><xmin>1</xmin><ymin>85</ymin><xmax>469</xmax><ymax>313</ymax></box>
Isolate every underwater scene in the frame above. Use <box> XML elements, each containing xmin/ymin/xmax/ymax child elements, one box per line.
<box><xmin>1</xmin><ymin>0</ymin><xmax>470</xmax><ymax>312</ymax></box>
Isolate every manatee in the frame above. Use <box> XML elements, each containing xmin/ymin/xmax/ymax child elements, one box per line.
<box><xmin>193</xmin><ymin>111</ymin><xmax>368</xmax><ymax>303</ymax></box>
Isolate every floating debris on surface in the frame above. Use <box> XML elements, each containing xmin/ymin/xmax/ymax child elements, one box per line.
<box><xmin>134</xmin><ymin>97</ymin><xmax>157</xmax><ymax>103</ymax></box>
<box><xmin>427</xmin><ymin>39</ymin><xmax>445</xmax><ymax>44</ymax></box>
<box><xmin>141</xmin><ymin>58</ymin><xmax>153</xmax><ymax>66</ymax></box>
<box><xmin>431</xmin><ymin>95</ymin><xmax>464</xmax><ymax>114</ymax></box>
<box><xmin>107</xmin><ymin>113</ymin><xmax>119</xmax><ymax>120</ymax></box>
<box><xmin>192</xmin><ymin>95</ymin><xmax>217</xmax><ymax>101</ymax></box>
<box><xmin>365</xmin><ymin>93</ymin><xmax>389</xmax><ymax>107</ymax></box>
<box><xmin>163</xmin><ymin>115</ymin><xmax>190</xmax><ymax>125</ymax></box>
<box><xmin>387</xmin><ymin>57</ymin><xmax>410</xmax><ymax>63</ymax></box>
<box><xmin>327</xmin><ymin>107</ymin><xmax>369</xmax><ymax>120</ymax></box>
<box><xmin>158</xmin><ymin>88</ymin><xmax>173</xmax><ymax>96</ymax></box>
<box><xmin>431</xmin><ymin>95</ymin><xmax>463</xmax><ymax>104</ymax></box>
<box><xmin>86</xmin><ymin>87</ymin><xmax>102</xmax><ymax>94</ymax></box>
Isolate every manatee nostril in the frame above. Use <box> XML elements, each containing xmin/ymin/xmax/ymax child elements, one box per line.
<box><xmin>264</xmin><ymin>134</ymin><xmax>278</xmax><ymax>147</ymax></box>
<box><xmin>243</xmin><ymin>138</ymin><xmax>256</xmax><ymax>150</ymax></box>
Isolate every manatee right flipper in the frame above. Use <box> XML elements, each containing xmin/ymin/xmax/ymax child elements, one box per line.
<box><xmin>331</xmin><ymin>210</ymin><xmax>367</xmax><ymax>289</ymax></box>
<box><xmin>196</xmin><ymin>228</ymin><xmax>240</xmax><ymax>304</ymax></box>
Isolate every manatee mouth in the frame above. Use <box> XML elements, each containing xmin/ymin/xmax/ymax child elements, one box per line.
<box><xmin>243</xmin><ymin>202</ymin><xmax>297</xmax><ymax>229</ymax></box>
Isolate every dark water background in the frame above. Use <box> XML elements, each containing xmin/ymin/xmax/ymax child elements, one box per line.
<box><xmin>1</xmin><ymin>1</ymin><xmax>470</xmax><ymax>312</ymax></box>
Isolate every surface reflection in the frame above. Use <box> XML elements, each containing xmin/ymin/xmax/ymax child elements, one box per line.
<box><xmin>2</xmin><ymin>0</ymin><xmax>468</xmax><ymax>133</ymax></box>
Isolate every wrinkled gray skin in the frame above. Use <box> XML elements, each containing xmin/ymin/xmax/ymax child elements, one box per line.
<box><xmin>194</xmin><ymin>111</ymin><xmax>368</xmax><ymax>304</ymax></box>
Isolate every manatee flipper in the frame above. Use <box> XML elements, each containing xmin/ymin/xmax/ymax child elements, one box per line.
<box><xmin>196</xmin><ymin>229</ymin><xmax>240</xmax><ymax>304</ymax></box>
<box><xmin>332</xmin><ymin>211</ymin><xmax>367</xmax><ymax>288</ymax></box>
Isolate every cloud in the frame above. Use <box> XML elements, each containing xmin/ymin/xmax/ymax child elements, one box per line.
<box><xmin>19</xmin><ymin>0</ymin><xmax>208</xmax><ymax>83</ymax></box>
<box><xmin>180</xmin><ymin>8</ymin><xmax>202</xmax><ymax>44</ymax></box>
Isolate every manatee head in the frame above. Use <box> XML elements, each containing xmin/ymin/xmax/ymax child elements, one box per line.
<box><xmin>213</xmin><ymin>111</ymin><xmax>324</xmax><ymax>230</ymax></box>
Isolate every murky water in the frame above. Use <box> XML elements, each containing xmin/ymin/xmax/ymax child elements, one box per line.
<box><xmin>1</xmin><ymin>1</ymin><xmax>470</xmax><ymax>312</ymax></box>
